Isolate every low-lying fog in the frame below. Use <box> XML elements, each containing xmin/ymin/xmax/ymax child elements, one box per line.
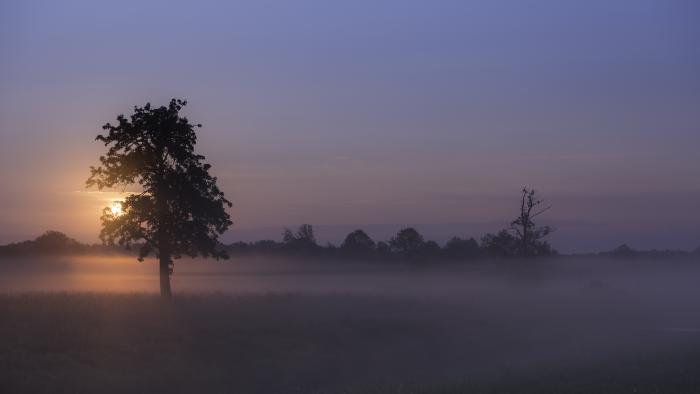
<box><xmin>1</xmin><ymin>254</ymin><xmax>699</xmax><ymax>299</ymax></box>
<box><xmin>3</xmin><ymin>255</ymin><xmax>700</xmax><ymax>336</ymax></box>
<box><xmin>2</xmin><ymin>255</ymin><xmax>700</xmax><ymax>391</ymax></box>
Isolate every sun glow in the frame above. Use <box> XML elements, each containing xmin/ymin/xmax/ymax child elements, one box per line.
<box><xmin>110</xmin><ymin>201</ymin><xmax>123</xmax><ymax>216</ymax></box>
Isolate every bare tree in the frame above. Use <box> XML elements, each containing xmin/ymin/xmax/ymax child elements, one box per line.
<box><xmin>510</xmin><ymin>188</ymin><xmax>553</xmax><ymax>257</ymax></box>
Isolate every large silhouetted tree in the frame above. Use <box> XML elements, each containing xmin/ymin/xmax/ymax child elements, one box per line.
<box><xmin>86</xmin><ymin>99</ymin><xmax>232</xmax><ymax>297</ymax></box>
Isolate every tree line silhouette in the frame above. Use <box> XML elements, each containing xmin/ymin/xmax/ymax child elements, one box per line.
<box><xmin>1</xmin><ymin>228</ymin><xmax>698</xmax><ymax>263</ymax></box>
<box><xmin>226</xmin><ymin>187</ymin><xmax>556</xmax><ymax>260</ymax></box>
<box><xmin>228</xmin><ymin>224</ymin><xmax>545</xmax><ymax>262</ymax></box>
<box><xmin>0</xmin><ymin>231</ymin><xmax>124</xmax><ymax>256</ymax></box>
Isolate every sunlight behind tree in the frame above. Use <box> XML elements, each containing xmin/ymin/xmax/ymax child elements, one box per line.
<box><xmin>87</xmin><ymin>99</ymin><xmax>232</xmax><ymax>297</ymax></box>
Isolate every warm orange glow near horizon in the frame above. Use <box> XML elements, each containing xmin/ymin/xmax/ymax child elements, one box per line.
<box><xmin>110</xmin><ymin>201</ymin><xmax>123</xmax><ymax>216</ymax></box>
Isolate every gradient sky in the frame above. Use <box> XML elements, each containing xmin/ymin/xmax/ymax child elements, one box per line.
<box><xmin>1</xmin><ymin>0</ymin><xmax>698</xmax><ymax>252</ymax></box>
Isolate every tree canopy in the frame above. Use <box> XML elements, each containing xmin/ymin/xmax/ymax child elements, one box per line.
<box><xmin>389</xmin><ymin>227</ymin><xmax>426</xmax><ymax>256</ymax></box>
<box><xmin>282</xmin><ymin>224</ymin><xmax>317</xmax><ymax>251</ymax></box>
<box><xmin>341</xmin><ymin>229</ymin><xmax>376</xmax><ymax>253</ymax></box>
<box><xmin>86</xmin><ymin>99</ymin><xmax>232</xmax><ymax>296</ymax></box>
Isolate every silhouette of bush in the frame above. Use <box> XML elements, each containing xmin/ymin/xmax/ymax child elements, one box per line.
<box><xmin>387</xmin><ymin>228</ymin><xmax>441</xmax><ymax>260</ymax></box>
<box><xmin>32</xmin><ymin>231</ymin><xmax>83</xmax><ymax>253</ymax></box>
<box><xmin>282</xmin><ymin>224</ymin><xmax>318</xmax><ymax>252</ymax></box>
<box><xmin>253</xmin><ymin>240</ymin><xmax>283</xmax><ymax>253</ymax></box>
<box><xmin>389</xmin><ymin>228</ymin><xmax>425</xmax><ymax>256</ymax></box>
<box><xmin>341</xmin><ymin>230</ymin><xmax>376</xmax><ymax>257</ymax></box>
<box><xmin>376</xmin><ymin>241</ymin><xmax>391</xmax><ymax>258</ymax></box>
<box><xmin>606</xmin><ymin>244</ymin><xmax>637</xmax><ymax>258</ymax></box>
<box><xmin>423</xmin><ymin>240</ymin><xmax>441</xmax><ymax>255</ymax></box>
<box><xmin>481</xmin><ymin>230</ymin><xmax>517</xmax><ymax>258</ymax></box>
<box><xmin>443</xmin><ymin>237</ymin><xmax>480</xmax><ymax>260</ymax></box>
<box><xmin>0</xmin><ymin>231</ymin><xmax>86</xmax><ymax>256</ymax></box>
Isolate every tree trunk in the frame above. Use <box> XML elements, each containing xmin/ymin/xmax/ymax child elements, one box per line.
<box><xmin>522</xmin><ymin>224</ymin><xmax>529</xmax><ymax>257</ymax></box>
<box><xmin>155</xmin><ymin>177</ymin><xmax>172</xmax><ymax>298</ymax></box>
<box><xmin>159</xmin><ymin>252</ymin><xmax>172</xmax><ymax>298</ymax></box>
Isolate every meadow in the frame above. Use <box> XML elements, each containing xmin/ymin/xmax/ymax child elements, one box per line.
<box><xmin>1</xmin><ymin>256</ymin><xmax>700</xmax><ymax>393</ymax></box>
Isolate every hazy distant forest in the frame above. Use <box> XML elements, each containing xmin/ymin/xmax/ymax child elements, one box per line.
<box><xmin>2</xmin><ymin>222</ymin><xmax>698</xmax><ymax>262</ymax></box>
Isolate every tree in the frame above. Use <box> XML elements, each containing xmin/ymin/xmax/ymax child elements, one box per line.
<box><xmin>33</xmin><ymin>230</ymin><xmax>83</xmax><ymax>253</ymax></box>
<box><xmin>509</xmin><ymin>188</ymin><xmax>553</xmax><ymax>257</ymax></box>
<box><xmin>423</xmin><ymin>240</ymin><xmax>441</xmax><ymax>256</ymax></box>
<box><xmin>282</xmin><ymin>224</ymin><xmax>317</xmax><ymax>251</ymax></box>
<box><xmin>376</xmin><ymin>241</ymin><xmax>391</xmax><ymax>257</ymax></box>
<box><xmin>252</xmin><ymin>240</ymin><xmax>282</xmax><ymax>254</ymax></box>
<box><xmin>481</xmin><ymin>230</ymin><xmax>517</xmax><ymax>257</ymax></box>
<box><xmin>341</xmin><ymin>229</ymin><xmax>376</xmax><ymax>254</ymax></box>
<box><xmin>608</xmin><ymin>244</ymin><xmax>636</xmax><ymax>258</ymax></box>
<box><xmin>389</xmin><ymin>227</ymin><xmax>426</xmax><ymax>256</ymax></box>
<box><xmin>444</xmin><ymin>236</ymin><xmax>479</xmax><ymax>260</ymax></box>
<box><xmin>86</xmin><ymin>99</ymin><xmax>232</xmax><ymax>297</ymax></box>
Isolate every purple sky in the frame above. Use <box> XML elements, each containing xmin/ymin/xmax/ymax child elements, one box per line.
<box><xmin>1</xmin><ymin>0</ymin><xmax>699</xmax><ymax>252</ymax></box>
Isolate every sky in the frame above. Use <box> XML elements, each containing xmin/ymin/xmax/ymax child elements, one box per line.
<box><xmin>0</xmin><ymin>0</ymin><xmax>698</xmax><ymax>253</ymax></box>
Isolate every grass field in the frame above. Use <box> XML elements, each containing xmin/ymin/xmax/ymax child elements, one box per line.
<box><xmin>1</xmin><ymin>292</ymin><xmax>700</xmax><ymax>393</ymax></box>
<box><xmin>2</xmin><ymin>257</ymin><xmax>700</xmax><ymax>393</ymax></box>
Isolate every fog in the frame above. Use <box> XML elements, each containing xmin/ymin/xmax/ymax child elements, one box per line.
<box><xmin>2</xmin><ymin>256</ymin><xmax>700</xmax><ymax>391</ymax></box>
<box><xmin>2</xmin><ymin>254</ymin><xmax>699</xmax><ymax>298</ymax></box>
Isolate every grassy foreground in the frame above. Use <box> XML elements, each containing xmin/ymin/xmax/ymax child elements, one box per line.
<box><xmin>1</xmin><ymin>293</ymin><xmax>699</xmax><ymax>393</ymax></box>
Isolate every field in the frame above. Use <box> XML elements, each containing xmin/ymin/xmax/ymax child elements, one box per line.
<box><xmin>1</xmin><ymin>257</ymin><xmax>700</xmax><ymax>393</ymax></box>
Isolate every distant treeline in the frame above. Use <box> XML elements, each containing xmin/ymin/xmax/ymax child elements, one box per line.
<box><xmin>2</xmin><ymin>228</ymin><xmax>698</xmax><ymax>262</ymax></box>
<box><xmin>0</xmin><ymin>231</ymin><xmax>127</xmax><ymax>257</ymax></box>
<box><xmin>223</xmin><ymin>224</ymin><xmax>700</xmax><ymax>261</ymax></box>
<box><xmin>225</xmin><ymin>224</ymin><xmax>548</xmax><ymax>261</ymax></box>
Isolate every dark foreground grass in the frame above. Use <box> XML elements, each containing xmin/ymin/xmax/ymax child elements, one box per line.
<box><xmin>1</xmin><ymin>293</ymin><xmax>699</xmax><ymax>393</ymax></box>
